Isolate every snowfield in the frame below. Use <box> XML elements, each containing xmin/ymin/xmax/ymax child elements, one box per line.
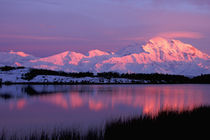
<box><xmin>0</xmin><ymin>68</ymin><xmax>146</xmax><ymax>84</ymax></box>
<box><xmin>0</xmin><ymin>37</ymin><xmax>209</xmax><ymax>75</ymax></box>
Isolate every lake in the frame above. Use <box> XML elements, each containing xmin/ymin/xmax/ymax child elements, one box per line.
<box><xmin>0</xmin><ymin>84</ymin><xmax>210</xmax><ymax>135</ymax></box>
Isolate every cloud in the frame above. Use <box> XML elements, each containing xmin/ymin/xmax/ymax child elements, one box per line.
<box><xmin>120</xmin><ymin>31</ymin><xmax>204</xmax><ymax>42</ymax></box>
<box><xmin>0</xmin><ymin>34</ymin><xmax>89</xmax><ymax>41</ymax></box>
<box><xmin>182</xmin><ymin>0</ymin><xmax>210</xmax><ymax>7</ymax></box>
<box><xmin>157</xmin><ymin>32</ymin><xmax>204</xmax><ymax>39</ymax></box>
<box><xmin>110</xmin><ymin>0</ymin><xmax>210</xmax><ymax>10</ymax></box>
<box><xmin>119</xmin><ymin>36</ymin><xmax>147</xmax><ymax>41</ymax></box>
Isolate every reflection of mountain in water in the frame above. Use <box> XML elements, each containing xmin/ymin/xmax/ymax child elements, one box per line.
<box><xmin>0</xmin><ymin>85</ymin><xmax>74</xmax><ymax>98</ymax></box>
<box><xmin>0</xmin><ymin>85</ymin><xmax>210</xmax><ymax>116</ymax></box>
<box><xmin>0</xmin><ymin>85</ymin><xmax>119</xmax><ymax>98</ymax></box>
<box><xmin>0</xmin><ymin>93</ymin><xmax>13</xmax><ymax>100</ymax></box>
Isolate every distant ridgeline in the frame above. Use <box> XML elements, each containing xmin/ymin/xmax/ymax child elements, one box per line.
<box><xmin>0</xmin><ymin>66</ymin><xmax>209</xmax><ymax>84</ymax></box>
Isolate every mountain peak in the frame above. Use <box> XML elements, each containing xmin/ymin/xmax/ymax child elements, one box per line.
<box><xmin>142</xmin><ymin>37</ymin><xmax>209</xmax><ymax>62</ymax></box>
<box><xmin>149</xmin><ymin>37</ymin><xmax>168</xmax><ymax>44</ymax></box>
<box><xmin>148</xmin><ymin>37</ymin><xmax>173</xmax><ymax>50</ymax></box>
<box><xmin>61</xmin><ymin>51</ymin><xmax>71</xmax><ymax>56</ymax></box>
<box><xmin>35</xmin><ymin>51</ymin><xmax>85</xmax><ymax>66</ymax></box>
<box><xmin>117</xmin><ymin>43</ymin><xmax>146</xmax><ymax>56</ymax></box>
<box><xmin>88</xmin><ymin>49</ymin><xmax>110</xmax><ymax>57</ymax></box>
<box><xmin>9</xmin><ymin>50</ymin><xmax>30</xmax><ymax>57</ymax></box>
<box><xmin>0</xmin><ymin>37</ymin><xmax>209</xmax><ymax>75</ymax></box>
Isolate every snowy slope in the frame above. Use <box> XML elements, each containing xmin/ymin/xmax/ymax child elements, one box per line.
<box><xmin>0</xmin><ymin>37</ymin><xmax>209</xmax><ymax>75</ymax></box>
<box><xmin>0</xmin><ymin>50</ymin><xmax>38</xmax><ymax>67</ymax></box>
<box><xmin>95</xmin><ymin>37</ymin><xmax>210</xmax><ymax>75</ymax></box>
<box><xmin>0</xmin><ymin>68</ymin><xmax>141</xmax><ymax>84</ymax></box>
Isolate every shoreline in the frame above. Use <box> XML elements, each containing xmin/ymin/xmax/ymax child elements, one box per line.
<box><xmin>1</xmin><ymin>82</ymin><xmax>210</xmax><ymax>85</ymax></box>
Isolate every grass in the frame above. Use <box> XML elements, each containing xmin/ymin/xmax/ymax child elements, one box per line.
<box><xmin>104</xmin><ymin>106</ymin><xmax>210</xmax><ymax>139</ymax></box>
<box><xmin>1</xmin><ymin>106</ymin><xmax>210</xmax><ymax>140</ymax></box>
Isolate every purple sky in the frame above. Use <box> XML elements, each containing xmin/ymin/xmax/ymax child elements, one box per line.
<box><xmin>0</xmin><ymin>0</ymin><xmax>210</xmax><ymax>57</ymax></box>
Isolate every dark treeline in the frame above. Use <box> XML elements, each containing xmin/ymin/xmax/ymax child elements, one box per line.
<box><xmin>0</xmin><ymin>66</ymin><xmax>25</xmax><ymax>71</ymax></box>
<box><xmin>0</xmin><ymin>66</ymin><xmax>209</xmax><ymax>84</ymax></box>
<box><xmin>191</xmin><ymin>74</ymin><xmax>210</xmax><ymax>84</ymax></box>
<box><xmin>23</xmin><ymin>69</ymin><xmax>192</xmax><ymax>83</ymax></box>
<box><xmin>98</xmin><ymin>72</ymin><xmax>191</xmax><ymax>83</ymax></box>
<box><xmin>23</xmin><ymin>69</ymin><xmax>94</xmax><ymax>80</ymax></box>
<box><xmin>0</xmin><ymin>106</ymin><xmax>210</xmax><ymax>140</ymax></box>
<box><xmin>23</xmin><ymin>69</ymin><xmax>210</xmax><ymax>84</ymax></box>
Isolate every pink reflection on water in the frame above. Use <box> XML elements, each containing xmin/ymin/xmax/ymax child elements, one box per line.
<box><xmin>89</xmin><ymin>100</ymin><xmax>105</xmax><ymax>111</ymax></box>
<box><xmin>17</xmin><ymin>99</ymin><xmax>26</xmax><ymax>110</ymax></box>
<box><xmin>8</xmin><ymin>85</ymin><xmax>207</xmax><ymax>116</ymax></box>
<box><xmin>40</xmin><ymin>93</ymin><xmax>68</xmax><ymax>109</ymax></box>
<box><xmin>70</xmin><ymin>94</ymin><xmax>83</xmax><ymax>108</ymax></box>
<box><xmin>9</xmin><ymin>99</ymin><xmax>27</xmax><ymax>110</ymax></box>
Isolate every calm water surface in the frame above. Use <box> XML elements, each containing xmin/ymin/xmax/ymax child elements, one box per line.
<box><xmin>0</xmin><ymin>84</ymin><xmax>210</xmax><ymax>134</ymax></box>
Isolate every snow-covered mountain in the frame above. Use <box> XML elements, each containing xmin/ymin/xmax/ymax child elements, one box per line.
<box><xmin>0</xmin><ymin>37</ymin><xmax>209</xmax><ymax>75</ymax></box>
<box><xmin>0</xmin><ymin>50</ymin><xmax>38</xmax><ymax>67</ymax></box>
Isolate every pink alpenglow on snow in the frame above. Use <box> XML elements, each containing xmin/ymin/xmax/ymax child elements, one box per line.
<box><xmin>0</xmin><ymin>37</ymin><xmax>209</xmax><ymax>75</ymax></box>
<box><xmin>0</xmin><ymin>0</ymin><xmax>210</xmax><ymax>56</ymax></box>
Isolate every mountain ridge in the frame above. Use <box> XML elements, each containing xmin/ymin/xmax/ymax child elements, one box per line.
<box><xmin>0</xmin><ymin>37</ymin><xmax>209</xmax><ymax>75</ymax></box>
